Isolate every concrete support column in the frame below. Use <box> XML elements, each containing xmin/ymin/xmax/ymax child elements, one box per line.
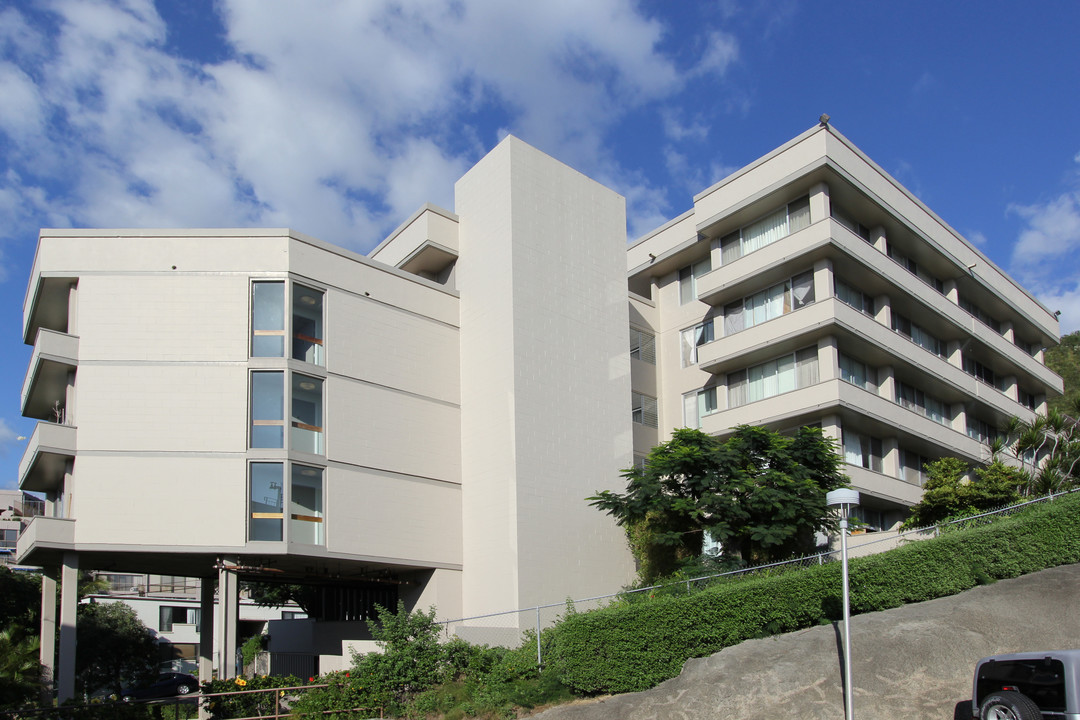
<box><xmin>877</xmin><ymin>366</ymin><xmax>896</xmax><ymax>402</ymax></box>
<box><xmin>1001</xmin><ymin>320</ymin><xmax>1015</xmax><ymax>343</ymax></box>
<box><xmin>946</xmin><ymin>340</ymin><xmax>964</xmax><ymax>369</ymax></box>
<box><xmin>39</xmin><ymin>567</ymin><xmax>58</xmax><ymax>702</ymax></box>
<box><xmin>217</xmin><ymin>561</ymin><xmax>239</xmax><ymax>679</ymax></box>
<box><xmin>199</xmin><ymin>578</ymin><xmax>215</xmax><ymax>681</ymax></box>
<box><xmin>58</xmin><ymin>552</ymin><xmax>79</xmax><ymax>702</ymax></box>
<box><xmin>943</xmin><ymin>278</ymin><xmax>959</xmax><ymax>305</ymax></box>
<box><xmin>871</xmin><ymin>226</ymin><xmax>887</xmax><ymax>253</ymax></box>
<box><xmin>818</xmin><ymin>335</ymin><xmax>840</xmax><ymax>381</ymax></box>
<box><xmin>820</xmin><ymin>414</ymin><xmax>842</xmax><ymax>445</ymax></box>
<box><xmin>951</xmin><ymin>404</ymin><xmax>967</xmax><ymax>434</ymax></box>
<box><xmin>1003</xmin><ymin>375</ymin><xmax>1019</xmax><ymax>402</ymax></box>
<box><xmin>813</xmin><ymin>258</ymin><xmax>834</xmax><ymax>302</ymax></box>
<box><xmin>809</xmin><ymin>182</ymin><xmax>831</xmax><ymax>225</ymax></box>
<box><xmin>874</xmin><ymin>295</ymin><xmax>891</xmax><ymax>328</ymax></box>
<box><xmin>882</xmin><ymin>437</ymin><xmax>900</xmax><ymax>479</ymax></box>
<box><xmin>1036</xmin><ymin>347</ymin><xmax>1046</xmax><ymax>364</ymax></box>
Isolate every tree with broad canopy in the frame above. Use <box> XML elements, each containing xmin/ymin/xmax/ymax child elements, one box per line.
<box><xmin>589</xmin><ymin>426</ymin><xmax>849</xmax><ymax>582</ymax></box>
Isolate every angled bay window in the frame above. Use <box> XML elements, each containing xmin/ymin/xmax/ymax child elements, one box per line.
<box><xmin>251</xmin><ymin>280</ymin><xmax>326</xmax><ymax>366</ymax></box>
<box><xmin>249</xmin><ymin>462</ymin><xmax>325</xmax><ymax>545</ymax></box>
<box><xmin>680</xmin><ymin>319</ymin><xmax>714</xmax><ymax>366</ymax></box>
<box><xmin>720</xmin><ymin>195</ymin><xmax>810</xmax><ymax>265</ymax></box>
<box><xmin>727</xmin><ymin>346</ymin><xmax>819</xmax><ymax>408</ymax></box>
<box><xmin>251</xmin><ymin>371</ymin><xmax>285</xmax><ymax>448</ymax></box>
<box><xmin>723</xmin><ymin>270</ymin><xmax>814</xmax><ymax>335</ymax></box>
<box><xmin>249</xmin><ymin>462</ymin><xmax>284</xmax><ymax>541</ymax></box>
<box><xmin>290</xmin><ymin>465</ymin><xmax>324</xmax><ymax>545</ymax></box>
<box><xmin>252</xmin><ymin>282</ymin><xmax>286</xmax><ymax>356</ymax></box>
<box><xmin>293</xmin><ymin>285</ymin><xmax>325</xmax><ymax>365</ymax></box>
<box><xmin>291</xmin><ymin>375</ymin><xmax>324</xmax><ymax>454</ymax></box>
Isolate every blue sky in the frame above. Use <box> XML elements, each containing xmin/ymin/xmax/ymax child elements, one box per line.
<box><xmin>1</xmin><ymin>0</ymin><xmax>1079</xmax><ymax>487</ymax></box>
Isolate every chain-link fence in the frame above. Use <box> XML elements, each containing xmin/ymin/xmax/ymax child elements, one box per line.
<box><xmin>439</xmin><ymin>487</ymin><xmax>1079</xmax><ymax>665</ymax></box>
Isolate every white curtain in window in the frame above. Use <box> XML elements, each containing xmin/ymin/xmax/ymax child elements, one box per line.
<box><xmin>795</xmin><ymin>347</ymin><xmax>819</xmax><ymax>387</ymax></box>
<box><xmin>792</xmin><ymin>271</ymin><xmax>814</xmax><ymax>308</ymax></box>
<box><xmin>721</xmin><ymin>233</ymin><xmax>741</xmax><ymax>265</ymax></box>
<box><xmin>680</xmin><ymin>328</ymin><xmax>696</xmax><ymax>366</ymax></box>
<box><xmin>843</xmin><ymin>432</ymin><xmax>863</xmax><ymax>466</ymax></box>
<box><xmin>788</xmin><ymin>197</ymin><xmax>811</xmax><ymax>233</ymax></box>
<box><xmin>728</xmin><ymin>370</ymin><xmax>747</xmax><ymax>407</ymax></box>
<box><xmin>776</xmin><ymin>354</ymin><xmax>796</xmax><ymax>394</ymax></box>
<box><xmin>724</xmin><ymin>301</ymin><xmax>744</xmax><ymax>335</ymax></box>
<box><xmin>683</xmin><ymin>392</ymin><xmax>700</xmax><ymax>428</ymax></box>
<box><xmin>742</xmin><ymin>208</ymin><xmax>788</xmax><ymax>254</ymax></box>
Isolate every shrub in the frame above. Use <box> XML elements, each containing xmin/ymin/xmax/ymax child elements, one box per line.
<box><xmin>552</xmin><ymin>493</ymin><xmax>1080</xmax><ymax>695</ymax></box>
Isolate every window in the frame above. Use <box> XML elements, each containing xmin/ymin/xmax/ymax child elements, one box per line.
<box><xmin>964</xmin><ymin>356</ymin><xmax>1004</xmax><ymax>391</ymax></box>
<box><xmin>252</xmin><ymin>281</ymin><xmax>325</xmax><ymax>365</ymax></box>
<box><xmin>159</xmin><ymin>606</ymin><xmax>200</xmax><ymax>633</ymax></box>
<box><xmin>679</xmin><ymin>258</ymin><xmax>712</xmax><ymax>304</ymax></box>
<box><xmin>250</xmin><ymin>462</ymin><xmax>284</xmax><ymax>541</ymax></box>
<box><xmin>727</xmin><ymin>346</ymin><xmax>819</xmax><ymax>408</ymax></box>
<box><xmin>834</xmin><ymin>279</ymin><xmax>875</xmax><ymax>316</ymax></box>
<box><xmin>967</xmin><ymin>417</ymin><xmax>998</xmax><ymax>444</ymax></box>
<box><xmin>899</xmin><ymin>449</ymin><xmax>931</xmax><ymax>485</ymax></box>
<box><xmin>680</xmin><ymin>319</ymin><xmax>714</xmax><ymax>366</ymax></box>
<box><xmin>292</xmin><ymin>285</ymin><xmax>325</xmax><ymax>365</ymax></box>
<box><xmin>887</xmin><ymin>245</ymin><xmax>945</xmax><ymax>293</ymax></box>
<box><xmin>249</xmin><ymin>463</ymin><xmax>325</xmax><ymax>545</ymax></box>
<box><xmin>0</xmin><ymin>529</ymin><xmax>16</xmax><ymax>549</ymax></box>
<box><xmin>892</xmin><ymin>312</ymin><xmax>946</xmax><ymax>357</ymax></box>
<box><xmin>290</xmin><ymin>465</ymin><xmax>324</xmax><ymax>546</ymax></box>
<box><xmin>895</xmin><ymin>381</ymin><xmax>950</xmax><ymax>426</ymax></box>
<box><xmin>1019</xmin><ymin>388</ymin><xmax>1037</xmax><ymax>411</ymax></box>
<box><xmin>723</xmin><ymin>271</ymin><xmax>815</xmax><ymax>335</ymax></box>
<box><xmin>629</xmin><ymin>327</ymin><xmax>656</xmax><ymax>364</ymax></box>
<box><xmin>683</xmin><ymin>387</ymin><xmax>717</xmax><ymax>429</ymax></box>
<box><xmin>291</xmin><ymin>375</ymin><xmax>324</xmax><ymax>455</ymax></box>
<box><xmin>251</xmin><ymin>371</ymin><xmax>285</xmax><ymax>448</ymax></box>
<box><xmin>251</xmin><ymin>372</ymin><xmax>324</xmax><ymax>453</ymax></box>
<box><xmin>843</xmin><ymin>430</ymin><xmax>883</xmax><ymax>472</ymax></box>
<box><xmin>252</xmin><ymin>282</ymin><xmax>285</xmax><ymax>357</ymax></box>
<box><xmin>959</xmin><ymin>297</ymin><xmax>1003</xmax><ymax>335</ymax></box>
<box><xmin>839</xmin><ymin>353</ymin><xmax>876</xmax><ymax>392</ymax></box>
<box><xmin>632</xmin><ymin>391</ymin><xmax>658</xmax><ymax>428</ymax></box>
<box><xmin>832</xmin><ymin>206</ymin><xmax>872</xmax><ymax>242</ymax></box>
<box><xmin>720</xmin><ymin>196</ymin><xmax>811</xmax><ymax>265</ymax></box>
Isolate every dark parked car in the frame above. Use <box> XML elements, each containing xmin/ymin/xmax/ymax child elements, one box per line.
<box><xmin>968</xmin><ymin>650</ymin><xmax>1080</xmax><ymax>719</ymax></box>
<box><xmin>121</xmin><ymin>672</ymin><xmax>198</xmax><ymax>702</ymax></box>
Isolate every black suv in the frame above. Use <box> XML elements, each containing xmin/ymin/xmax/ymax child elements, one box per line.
<box><xmin>968</xmin><ymin>650</ymin><xmax>1080</xmax><ymax>719</ymax></box>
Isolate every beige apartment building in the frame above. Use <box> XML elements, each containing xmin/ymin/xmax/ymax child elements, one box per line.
<box><xmin>626</xmin><ymin>122</ymin><xmax>1062</xmax><ymax>530</ymax></box>
<box><xmin>16</xmin><ymin>123</ymin><xmax>1061</xmax><ymax>699</ymax></box>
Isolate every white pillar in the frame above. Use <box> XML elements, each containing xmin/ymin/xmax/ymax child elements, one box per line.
<box><xmin>217</xmin><ymin>561</ymin><xmax>239</xmax><ymax>679</ymax></box>
<box><xmin>58</xmin><ymin>552</ymin><xmax>79</xmax><ymax>702</ymax></box>
<box><xmin>871</xmin><ymin>226</ymin><xmax>887</xmax><ymax>253</ymax></box>
<box><xmin>813</xmin><ymin>258</ymin><xmax>834</xmax><ymax>302</ymax></box>
<box><xmin>809</xmin><ymin>182</ymin><xmax>831</xmax><ymax>224</ymax></box>
<box><xmin>818</xmin><ymin>336</ymin><xmax>840</xmax><ymax>382</ymax></box>
<box><xmin>40</xmin><ymin>568</ymin><xmax>58</xmax><ymax>702</ymax></box>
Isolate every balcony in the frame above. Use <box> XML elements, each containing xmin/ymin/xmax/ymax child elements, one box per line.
<box><xmin>19</xmin><ymin>421</ymin><xmax>76</xmax><ymax>492</ymax></box>
<box><xmin>700</xmin><ymin>379</ymin><xmax>985</xmax><ymax>461</ymax></box>
<box><xmin>21</xmin><ymin>328</ymin><xmax>78</xmax><ymax>419</ymax></box>
<box><xmin>16</xmin><ymin>516</ymin><xmax>76</xmax><ymax>565</ymax></box>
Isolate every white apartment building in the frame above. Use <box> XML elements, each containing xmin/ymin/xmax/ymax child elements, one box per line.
<box><xmin>626</xmin><ymin>122</ymin><xmax>1062</xmax><ymax>530</ymax></box>
<box><xmin>16</xmin><ymin>123</ymin><xmax>1062</xmax><ymax>700</ymax></box>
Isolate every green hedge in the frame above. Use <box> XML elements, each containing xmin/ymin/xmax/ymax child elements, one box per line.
<box><xmin>553</xmin><ymin>494</ymin><xmax>1080</xmax><ymax>695</ymax></box>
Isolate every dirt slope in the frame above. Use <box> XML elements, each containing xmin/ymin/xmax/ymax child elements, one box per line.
<box><xmin>535</xmin><ymin>563</ymin><xmax>1080</xmax><ymax>720</ymax></box>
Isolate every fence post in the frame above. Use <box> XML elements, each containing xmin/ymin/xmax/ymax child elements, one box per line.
<box><xmin>536</xmin><ymin>606</ymin><xmax>542</xmax><ymax>668</ymax></box>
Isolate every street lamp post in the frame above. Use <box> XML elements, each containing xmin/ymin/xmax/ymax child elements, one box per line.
<box><xmin>826</xmin><ymin>488</ymin><xmax>860</xmax><ymax>720</ymax></box>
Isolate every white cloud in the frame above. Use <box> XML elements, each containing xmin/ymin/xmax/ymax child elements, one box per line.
<box><xmin>661</xmin><ymin>109</ymin><xmax>709</xmax><ymax>143</ymax></box>
<box><xmin>966</xmin><ymin>230</ymin><xmax>988</xmax><ymax>247</ymax></box>
<box><xmin>0</xmin><ymin>418</ymin><xmax>17</xmax><ymax>456</ymax></box>
<box><xmin>0</xmin><ymin>0</ymin><xmax>732</xmax><ymax>257</ymax></box>
<box><xmin>1031</xmin><ymin>283</ymin><xmax>1080</xmax><ymax>335</ymax></box>
<box><xmin>1009</xmin><ymin>192</ymin><xmax>1080</xmax><ymax>264</ymax></box>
